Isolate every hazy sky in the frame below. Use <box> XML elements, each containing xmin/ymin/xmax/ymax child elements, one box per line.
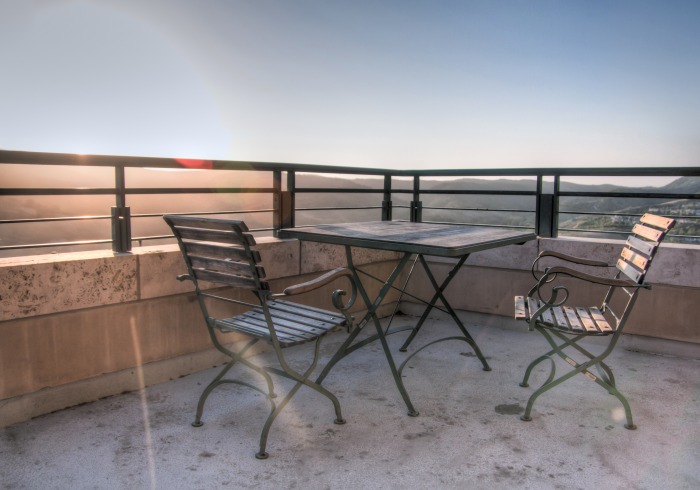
<box><xmin>1</xmin><ymin>0</ymin><xmax>699</xmax><ymax>170</ymax></box>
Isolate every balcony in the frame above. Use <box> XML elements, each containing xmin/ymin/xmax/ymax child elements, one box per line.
<box><xmin>1</xmin><ymin>150</ymin><xmax>699</xmax><ymax>487</ymax></box>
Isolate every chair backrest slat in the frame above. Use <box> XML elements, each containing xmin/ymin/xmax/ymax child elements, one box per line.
<box><xmin>640</xmin><ymin>213</ymin><xmax>675</xmax><ymax>230</ymax></box>
<box><xmin>625</xmin><ymin>235</ymin><xmax>656</xmax><ymax>256</ymax></box>
<box><xmin>615</xmin><ymin>213</ymin><xmax>676</xmax><ymax>284</ymax></box>
<box><xmin>192</xmin><ymin>269</ymin><xmax>261</xmax><ymax>290</ymax></box>
<box><xmin>620</xmin><ymin>247</ymin><xmax>649</xmax><ymax>271</ymax></box>
<box><xmin>190</xmin><ymin>256</ymin><xmax>266</xmax><ymax>279</ymax></box>
<box><xmin>177</xmin><ymin>226</ymin><xmax>255</xmax><ymax>246</ymax></box>
<box><xmin>184</xmin><ymin>241</ymin><xmax>261</xmax><ymax>263</ymax></box>
<box><xmin>164</xmin><ymin>215</ymin><xmax>268</xmax><ymax>292</ymax></box>
<box><xmin>631</xmin><ymin>223</ymin><xmax>663</xmax><ymax>242</ymax></box>
<box><xmin>616</xmin><ymin>258</ymin><xmax>644</xmax><ymax>283</ymax></box>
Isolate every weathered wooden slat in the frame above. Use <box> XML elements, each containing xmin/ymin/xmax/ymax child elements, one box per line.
<box><xmin>632</xmin><ymin>223</ymin><xmax>663</xmax><ymax>242</ymax></box>
<box><xmin>625</xmin><ymin>235</ymin><xmax>655</xmax><ymax>257</ymax></box>
<box><xmin>640</xmin><ymin>213</ymin><xmax>675</xmax><ymax>231</ymax></box>
<box><xmin>184</xmin><ymin>241</ymin><xmax>260</xmax><ymax>263</ymax></box>
<box><xmin>539</xmin><ymin>303</ymin><xmax>555</xmax><ymax>326</ymax></box>
<box><xmin>588</xmin><ymin>307</ymin><xmax>613</xmax><ymax>333</ymax></box>
<box><xmin>620</xmin><ymin>247</ymin><xmax>649</xmax><ymax>271</ymax></box>
<box><xmin>268</xmin><ymin>300</ymin><xmax>344</xmax><ymax>322</ymax></box>
<box><xmin>576</xmin><ymin>307</ymin><xmax>599</xmax><ymax>333</ymax></box>
<box><xmin>177</xmin><ymin>226</ymin><xmax>255</xmax><ymax>246</ymax></box>
<box><xmin>238</xmin><ymin>314</ymin><xmax>321</xmax><ymax>340</ymax></box>
<box><xmin>190</xmin><ymin>256</ymin><xmax>263</xmax><ymax>278</ymax></box>
<box><xmin>616</xmin><ymin>258</ymin><xmax>643</xmax><ymax>283</ymax></box>
<box><xmin>193</xmin><ymin>269</ymin><xmax>263</xmax><ymax>290</ymax></box>
<box><xmin>551</xmin><ymin>307</ymin><xmax>570</xmax><ymax>330</ymax></box>
<box><xmin>167</xmin><ymin>215</ymin><xmax>250</xmax><ymax>232</ymax></box>
<box><xmin>527</xmin><ymin>297</ymin><xmax>539</xmax><ymax>321</ymax></box>
<box><xmin>563</xmin><ymin>307</ymin><xmax>584</xmax><ymax>332</ymax></box>
<box><xmin>514</xmin><ymin>296</ymin><xmax>527</xmax><ymax>320</ymax></box>
<box><xmin>243</xmin><ymin>310</ymin><xmax>335</xmax><ymax>332</ymax></box>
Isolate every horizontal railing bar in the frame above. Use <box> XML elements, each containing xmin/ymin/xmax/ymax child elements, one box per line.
<box><xmin>0</xmin><ymin>188</ymin><xmax>116</xmax><ymax>196</ymax></box>
<box><xmin>0</xmin><ymin>187</ymin><xmax>275</xmax><ymax>196</ymax></box>
<box><xmin>294</xmin><ymin>206</ymin><xmax>383</xmax><ymax>212</ymax></box>
<box><xmin>292</xmin><ymin>188</ymin><xmax>386</xmax><ymax>193</ymax></box>
<box><xmin>558</xmin><ymin>228</ymin><xmax>700</xmax><ymax>240</ymax></box>
<box><xmin>559</xmin><ymin>211</ymin><xmax>700</xmax><ymax>220</ymax></box>
<box><xmin>2</xmin><ymin>150</ymin><xmax>698</xmax><ymax>177</ymax></box>
<box><xmin>422</xmin><ymin>207</ymin><xmax>533</xmax><ymax>213</ymax></box>
<box><xmin>133</xmin><ymin>209</ymin><xmax>273</xmax><ymax>219</ymax></box>
<box><xmin>125</xmin><ymin>187</ymin><xmax>275</xmax><ymax>195</ymax></box>
<box><xmin>0</xmin><ymin>238</ymin><xmax>113</xmax><ymax>251</ymax></box>
<box><xmin>420</xmin><ymin>220</ymin><xmax>535</xmax><ymax>230</ymax></box>
<box><xmin>0</xmin><ymin>215</ymin><xmax>111</xmax><ymax>224</ymax></box>
<box><xmin>418</xmin><ymin>189</ymin><xmax>536</xmax><ymax>196</ymax></box>
<box><xmin>559</xmin><ymin>191</ymin><xmax>700</xmax><ymax>199</ymax></box>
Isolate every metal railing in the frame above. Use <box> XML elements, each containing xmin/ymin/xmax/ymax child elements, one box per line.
<box><xmin>1</xmin><ymin>149</ymin><xmax>698</xmax><ymax>255</ymax></box>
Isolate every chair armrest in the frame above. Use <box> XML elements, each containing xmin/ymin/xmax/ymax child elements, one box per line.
<box><xmin>536</xmin><ymin>250</ymin><xmax>613</xmax><ymax>268</ymax></box>
<box><xmin>543</xmin><ymin>265</ymin><xmax>647</xmax><ymax>288</ymax></box>
<box><xmin>276</xmin><ymin>267</ymin><xmax>354</xmax><ymax>296</ymax></box>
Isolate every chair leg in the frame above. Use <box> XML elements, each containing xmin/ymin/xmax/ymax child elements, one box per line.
<box><xmin>192</xmin><ymin>359</ymin><xmax>237</xmax><ymax>427</ymax></box>
<box><xmin>520</xmin><ymin>327</ymin><xmax>635</xmax><ymax>428</ymax></box>
<box><xmin>256</xmin><ymin>339</ymin><xmax>345</xmax><ymax>459</ymax></box>
<box><xmin>193</xmin><ymin>339</ymin><xmax>277</xmax><ymax>427</ymax></box>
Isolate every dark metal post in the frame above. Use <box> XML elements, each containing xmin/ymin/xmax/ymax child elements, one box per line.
<box><xmin>382</xmin><ymin>175</ymin><xmax>392</xmax><ymax>221</ymax></box>
<box><xmin>410</xmin><ymin>176</ymin><xmax>422</xmax><ymax>222</ymax></box>
<box><xmin>111</xmin><ymin>165</ymin><xmax>131</xmax><ymax>253</ymax></box>
<box><xmin>272</xmin><ymin>170</ymin><xmax>282</xmax><ymax>235</ymax></box>
<box><xmin>536</xmin><ymin>175</ymin><xmax>559</xmax><ymax>238</ymax></box>
<box><xmin>284</xmin><ymin>171</ymin><xmax>296</xmax><ymax>230</ymax></box>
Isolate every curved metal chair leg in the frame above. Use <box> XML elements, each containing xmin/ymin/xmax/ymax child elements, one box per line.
<box><xmin>520</xmin><ymin>354</ymin><xmax>555</xmax><ymax>388</ymax></box>
<box><xmin>192</xmin><ymin>359</ymin><xmax>237</xmax><ymax>426</ymax></box>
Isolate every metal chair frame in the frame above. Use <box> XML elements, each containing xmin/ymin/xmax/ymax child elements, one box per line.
<box><xmin>515</xmin><ymin>213</ymin><xmax>676</xmax><ymax>429</ymax></box>
<box><xmin>164</xmin><ymin>215</ymin><xmax>356</xmax><ymax>458</ymax></box>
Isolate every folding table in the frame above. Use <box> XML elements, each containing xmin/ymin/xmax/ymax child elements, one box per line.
<box><xmin>279</xmin><ymin>221</ymin><xmax>536</xmax><ymax>415</ymax></box>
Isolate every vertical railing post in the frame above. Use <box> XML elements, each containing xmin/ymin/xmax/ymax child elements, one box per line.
<box><xmin>111</xmin><ymin>165</ymin><xmax>131</xmax><ymax>253</ymax></box>
<box><xmin>382</xmin><ymin>174</ymin><xmax>392</xmax><ymax>221</ymax></box>
<box><xmin>410</xmin><ymin>175</ymin><xmax>422</xmax><ymax>222</ymax></box>
<box><xmin>536</xmin><ymin>174</ymin><xmax>559</xmax><ymax>238</ymax></box>
<box><xmin>273</xmin><ymin>170</ymin><xmax>295</xmax><ymax>235</ymax></box>
<box><xmin>272</xmin><ymin>170</ymin><xmax>282</xmax><ymax>235</ymax></box>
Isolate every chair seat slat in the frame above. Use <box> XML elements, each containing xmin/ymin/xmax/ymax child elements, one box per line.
<box><xmin>576</xmin><ymin>308</ymin><xmax>599</xmax><ymax>333</ymax></box>
<box><xmin>563</xmin><ymin>307</ymin><xmax>584</xmax><ymax>333</ymax></box>
<box><xmin>514</xmin><ymin>296</ymin><xmax>527</xmax><ymax>320</ymax></box>
<box><xmin>551</xmin><ymin>307</ymin><xmax>570</xmax><ymax>330</ymax></box>
<box><xmin>588</xmin><ymin>307</ymin><xmax>613</xmax><ymax>333</ymax></box>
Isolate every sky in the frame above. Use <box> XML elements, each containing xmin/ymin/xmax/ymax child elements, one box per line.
<box><xmin>1</xmin><ymin>0</ymin><xmax>699</xmax><ymax>171</ymax></box>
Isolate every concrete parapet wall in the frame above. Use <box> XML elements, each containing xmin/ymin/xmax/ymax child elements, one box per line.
<box><xmin>0</xmin><ymin>239</ymin><xmax>399</xmax><ymax>426</ymax></box>
<box><xmin>0</xmin><ymin>235</ymin><xmax>697</xmax><ymax>426</ymax></box>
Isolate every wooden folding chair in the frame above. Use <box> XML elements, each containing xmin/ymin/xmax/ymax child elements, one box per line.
<box><xmin>164</xmin><ymin>215</ymin><xmax>356</xmax><ymax>458</ymax></box>
<box><xmin>514</xmin><ymin>213</ymin><xmax>676</xmax><ymax>429</ymax></box>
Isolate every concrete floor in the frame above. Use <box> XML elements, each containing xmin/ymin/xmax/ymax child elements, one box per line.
<box><xmin>2</xmin><ymin>313</ymin><xmax>699</xmax><ymax>489</ymax></box>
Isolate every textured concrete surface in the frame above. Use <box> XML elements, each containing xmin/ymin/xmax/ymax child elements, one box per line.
<box><xmin>2</xmin><ymin>313</ymin><xmax>698</xmax><ymax>489</ymax></box>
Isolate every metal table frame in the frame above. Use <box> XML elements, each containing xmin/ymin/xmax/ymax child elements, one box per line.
<box><xmin>279</xmin><ymin>221</ymin><xmax>536</xmax><ymax>416</ymax></box>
